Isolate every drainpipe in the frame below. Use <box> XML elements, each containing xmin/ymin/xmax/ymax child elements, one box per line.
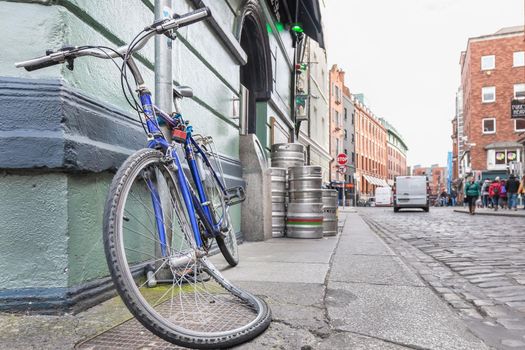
<box><xmin>155</xmin><ymin>0</ymin><xmax>173</xmax><ymax>124</ymax></box>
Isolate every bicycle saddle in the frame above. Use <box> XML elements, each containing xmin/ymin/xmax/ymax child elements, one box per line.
<box><xmin>173</xmin><ymin>85</ymin><xmax>193</xmax><ymax>99</ymax></box>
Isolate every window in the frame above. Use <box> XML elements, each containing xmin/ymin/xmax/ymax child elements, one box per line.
<box><xmin>514</xmin><ymin>83</ymin><xmax>525</xmax><ymax>99</ymax></box>
<box><xmin>488</xmin><ymin>149</ymin><xmax>521</xmax><ymax>168</ymax></box>
<box><xmin>482</xmin><ymin>118</ymin><xmax>496</xmax><ymax>134</ymax></box>
<box><xmin>481</xmin><ymin>55</ymin><xmax>495</xmax><ymax>70</ymax></box>
<box><xmin>351</xmin><ymin>113</ymin><xmax>355</xmax><ymax>125</ymax></box>
<box><xmin>482</xmin><ymin>86</ymin><xmax>496</xmax><ymax>103</ymax></box>
<box><xmin>344</xmin><ymin>108</ymin><xmax>348</xmax><ymax>120</ymax></box>
<box><xmin>344</xmin><ymin>129</ymin><xmax>348</xmax><ymax>140</ymax></box>
<box><xmin>352</xmin><ymin>134</ymin><xmax>355</xmax><ymax>143</ymax></box>
<box><xmin>514</xmin><ymin>51</ymin><xmax>525</xmax><ymax>67</ymax></box>
<box><xmin>495</xmin><ymin>150</ymin><xmax>517</xmax><ymax>164</ymax></box>
<box><xmin>515</xmin><ymin>119</ymin><xmax>525</xmax><ymax>132</ymax></box>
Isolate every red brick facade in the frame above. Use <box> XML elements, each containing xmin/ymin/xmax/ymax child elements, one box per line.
<box><xmin>329</xmin><ymin>65</ymin><xmax>345</xmax><ymax>182</ymax></box>
<box><xmin>460</xmin><ymin>27</ymin><xmax>525</xmax><ymax>177</ymax></box>
<box><xmin>354</xmin><ymin>98</ymin><xmax>388</xmax><ymax>196</ymax></box>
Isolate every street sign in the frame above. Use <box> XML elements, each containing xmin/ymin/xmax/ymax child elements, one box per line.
<box><xmin>337</xmin><ymin>153</ymin><xmax>348</xmax><ymax>165</ymax></box>
<box><xmin>511</xmin><ymin>99</ymin><xmax>525</xmax><ymax>118</ymax></box>
<box><xmin>338</xmin><ymin>166</ymin><xmax>347</xmax><ymax>174</ymax></box>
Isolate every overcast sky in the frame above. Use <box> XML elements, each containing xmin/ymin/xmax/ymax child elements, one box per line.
<box><xmin>323</xmin><ymin>0</ymin><xmax>524</xmax><ymax>167</ymax></box>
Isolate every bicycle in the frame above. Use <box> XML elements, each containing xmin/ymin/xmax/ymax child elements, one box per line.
<box><xmin>16</xmin><ymin>7</ymin><xmax>271</xmax><ymax>349</ymax></box>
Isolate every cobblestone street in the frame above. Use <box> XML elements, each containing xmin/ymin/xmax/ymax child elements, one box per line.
<box><xmin>360</xmin><ymin>207</ymin><xmax>525</xmax><ymax>349</ymax></box>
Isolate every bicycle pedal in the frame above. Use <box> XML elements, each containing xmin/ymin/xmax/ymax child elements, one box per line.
<box><xmin>224</xmin><ymin>186</ymin><xmax>246</xmax><ymax>206</ymax></box>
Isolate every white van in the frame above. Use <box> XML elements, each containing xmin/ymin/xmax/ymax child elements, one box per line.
<box><xmin>393</xmin><ymin>176</ymin><xmax>429</xmax><ymax>212</ymax></box>
<box><xmin>375</xmin><ymin>187</ymin><xmax>392</xmax><ymax>206</ymax></box>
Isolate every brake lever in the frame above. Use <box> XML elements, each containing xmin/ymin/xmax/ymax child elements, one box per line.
<box><xmin>164</xmin><ymin>30</ymin><xmax>177</xmax><ymax>40</ymax></box>
<box><xmin>66</xmin><ymin>57</ymin><xmax>74</xmax><ymax>71</ymax></box>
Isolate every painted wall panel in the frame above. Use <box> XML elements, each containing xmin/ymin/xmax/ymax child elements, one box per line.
<box><xmin>0</xmin><ymin>173</ymin><xmax>69</xmax><ymax>289</ymax></box>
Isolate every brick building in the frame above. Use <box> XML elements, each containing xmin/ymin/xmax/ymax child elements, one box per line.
<box><xmin>459</xmin><ymin>26</ymin><xmax>525</xmax><ymax>180</ymax></box>
<box><xmin>412</xmin><ymin>165</ymin><xmax>447</xmax><ymax>196</ymax></box>
<box><xmin>353</xmin><ymin>94</ymin><xmax>388</xmax><ymax>198</ymax></box>
<box><xmin>451</xmin><ymin>117</ymin><xmax>459</xmax><ymax>178</ymax></box>
<box><xmin>329</xmin><ymin>65</ymin><xmax>346</xmax><ymax>182</ymax></box>
<box><xmin>380</xmin><ymin>118</ymin><xmax>408</xmax><ymax>186</ymax></box>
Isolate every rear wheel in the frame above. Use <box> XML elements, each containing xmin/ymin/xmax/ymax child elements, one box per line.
<box><xmin>103</xmin><ymin>149</ymin><xmax>270</xmax><ymax>349</ymax></box>
<box><xmin>197</xmin><ymin>147</ymin><xmax>239</xmax><ymax>267</ymax></box>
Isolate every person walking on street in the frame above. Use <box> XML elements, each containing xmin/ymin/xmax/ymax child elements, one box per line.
<box><xmin>489</xmin><ymin>177</ymin><xmax>502</xmax><ymax>211</ymax></box>
<box><xmin>451</xmin><ymin>189</ymin><xmax>457</xmax><ymax>206</ymax></box>
<box><xmin>481</xmin><ymin>179</ymin><xmax>490</xmax><ymax>208</ymax></box>
<box><xmin>506</xmin><ymin>175</ymin><xmax>520</xmax><ymax>211</ymax></box>
<box><xmin>464</xmin><ymin>177</ymin><xmax>480</xmax><ymax>215</ymax></box>
<box><xmin>500</xmin><ymin>179</ymin><xmax>508</xmax><ymax>209</ymax></box>
<box><xmin>519</xmin><ymin>175</ymin><xmax>525</xmax><ymax>210</ymax></box>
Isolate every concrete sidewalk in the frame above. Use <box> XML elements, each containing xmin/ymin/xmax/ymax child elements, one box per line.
<box><xmin>212</xmin><ymin>212</ymin><xmax>490</xmax><ymax>349</ymax></box>
<box><xmin>0</xmin><ymin>212</ymin><xmax>491</xmax><ymax>349</ymax></box>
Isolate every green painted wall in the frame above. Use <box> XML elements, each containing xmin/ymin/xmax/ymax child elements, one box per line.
<box><xmin>0</xmin><ymin>0</ymin><xmax>294</xmax><ymax>305</ymax></box>
<box><xmin>0</xmin><ymin>173</ymin><xmax>69</xmax><ymax>289</ymax></box>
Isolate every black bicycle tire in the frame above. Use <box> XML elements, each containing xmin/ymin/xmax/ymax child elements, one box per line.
<box><xmin>197</xmin><ymin>146</ymin><xmax>239</xmax><ymax>267</ymax></box>
<box><xmin>103</xmin><ymin>148</ymin><xmax>271</xmax><ymax>349</ymax></box>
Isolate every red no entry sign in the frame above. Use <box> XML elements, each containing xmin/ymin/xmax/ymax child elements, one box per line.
<box><xmin>337</xmin><ymin>153</ymin><xmax>348</xmax><ymax>165</ymax></box>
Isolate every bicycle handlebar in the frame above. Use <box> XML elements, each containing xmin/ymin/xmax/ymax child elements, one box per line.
<box><xmin>15</xmin><ymin>7</ymin><xmax>211</xmax><ymax>71</ymax></box>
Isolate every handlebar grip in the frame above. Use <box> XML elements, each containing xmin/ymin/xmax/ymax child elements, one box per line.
<box><xmin>23</xmin><ymin>58</ymin><xmax>61</xmax><ymax>72</ymax></box>
<box><xmin>173</xmin><ymin>7</ymin><xmax>211</xmax><ymax>28</ymax></box>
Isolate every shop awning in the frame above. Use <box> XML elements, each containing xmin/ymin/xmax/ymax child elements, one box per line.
<box><xmin>363</xmin><ymin>175</ymin><xmax>389</xmax><ymax>187</ymax></box>
<box><xmin>484</xmin><ymin>141</ymin><xmax>522</xmax><ymax>149</ymax></box>
<box><xmin>271</xmin><ymin>0</ymin><xmax>325</xmax><ymax>48</ymax></box>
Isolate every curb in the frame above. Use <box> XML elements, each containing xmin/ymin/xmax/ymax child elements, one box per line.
<box><xmin>453</xmin><ymin>209</ymin><xmax>525</xmax><ymax>218</ymax></box>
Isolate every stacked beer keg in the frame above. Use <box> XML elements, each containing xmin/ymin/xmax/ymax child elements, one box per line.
<box><xmin>269</xmin><ymin>143</ymin><xmax>338</xmax><ymax>239</ymax></box>
<box><xmin>287</xmin><ymin>165</ymin><xmax>323</xmax><ymax>238</ymax></box>
<box><xmin>269</xmin><ymin>143</ymin><xmax>304</xmax><ymax>238</ymax></box>
<box><xmin>321</xmin><ymin>189</ymin><xmax>339</xmax><ymax>236</ymax></box>
<box><xmin>269</xmin><ymin>167</ymin><xmax>287</xmax><ymax>237</ymax></box>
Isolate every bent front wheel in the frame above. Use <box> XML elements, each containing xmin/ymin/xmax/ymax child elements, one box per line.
<box><xmin>103</xmin><ymin>149</ymin><xmax>270</xmax><ymax>349</ymax></box>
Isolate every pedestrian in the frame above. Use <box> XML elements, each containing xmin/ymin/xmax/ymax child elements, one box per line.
<box><xmin>440</xmin><ymin>190</ymin><xmax>448</xmax><ymax>207</ymax></box>
<box><xmin>519</xmin><ymin>175</ymin><xmax>525</xmax><ymax>210</ymax></box>
<box><xmin>481</xmin><ymin>179</ymin><xmax>491</xmax><ymax>208</ymax></box>
<box><xmin>500</xmin><ymin>179</ymin><xmax>507</xmax><ymax>209</ymax></box>
<box><xmin>451</xmin><ymin>189</ymin><xmax>457</xmax><ymax>206</ymax></box>
<box><xmin>506</xmin><ymin>175</ymin><xmax>520</xmax><ymax>211</ymax></box>
<box><xmin>464</xmin><ymin>176</ymin><xmax>480</xmax><ymax>215</ymax></box>
<box><xmin>489</xmin><ymin>177</ymin><xmax>502</xmax><ymax>211</ymax></box>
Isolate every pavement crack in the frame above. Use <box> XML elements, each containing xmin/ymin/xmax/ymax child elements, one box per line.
<box><xmin>321</xmin><ymin>213</ymin><xmax>347</xmax><ymax>332</ymax></box>
<box><xmin>332</xmin><ymin>328</ymin><xmax>433</xmax><ymax>350</ymax></box>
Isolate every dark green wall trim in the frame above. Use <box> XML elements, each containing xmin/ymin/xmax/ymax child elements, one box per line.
<box><xmin>0</xmin><ymin>77</ymin><xmax>243</xmax><ymax>172</ymax></box>
<box><xmin>0</xmin><ymin>276</ymin><xmax>117</xmax><ymax>315</ymax></box>
<box><xmin>189</xmin><ymin>0</ymin><xmax>247</xmax><ymax>65</ymax></box>
<box><xmin>140</xmin><ymin>0</ymin><xmax>154</xmax><ymax>12</ymax></box>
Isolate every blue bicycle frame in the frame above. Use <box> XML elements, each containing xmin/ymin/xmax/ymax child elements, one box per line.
<box><xmin>138</xmin><ymin>91</ymin><xmax>228</xmax><ymax>256</ymax></box>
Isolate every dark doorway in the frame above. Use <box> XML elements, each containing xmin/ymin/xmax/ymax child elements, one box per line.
<box><xmin>238</xmin><ymin>1</ymin><xmax>272</xmax><ymax>135</ymax></box>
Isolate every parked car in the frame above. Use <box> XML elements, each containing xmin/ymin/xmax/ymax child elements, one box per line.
<box><xmin>393</xmin><ymin>176</ymin><xmax>430</xmax><ymax>212</ymax></box>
